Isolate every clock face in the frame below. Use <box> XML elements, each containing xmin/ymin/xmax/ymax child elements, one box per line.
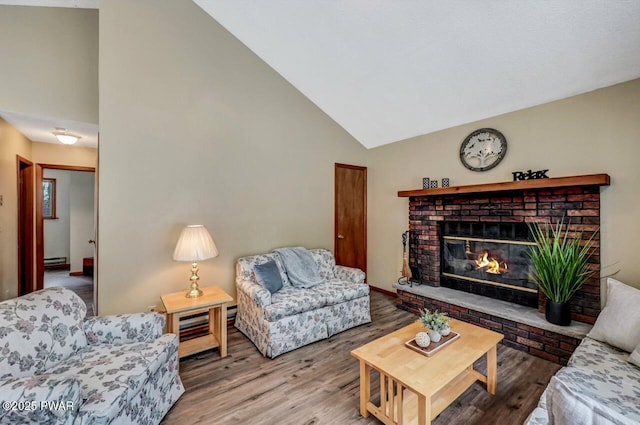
<box><xmin>460</xmin><ymin>128</ymin><xmax>507</xmax><ymax>172</ymax></box>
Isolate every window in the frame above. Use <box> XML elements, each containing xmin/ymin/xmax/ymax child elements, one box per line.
<box><xmin>43</xmin><ymin>178</ymin><xmax>57</xmax><ymax>219</ymax></box>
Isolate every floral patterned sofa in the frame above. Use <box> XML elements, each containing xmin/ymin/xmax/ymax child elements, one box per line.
<box><xmin>0</xmin><ymin>287</ymin><xmax>184</xmax><ymax>425</ymax></box>
<box><xmin>234</xmin><ymin>248</ymin><xmax>371</xmax><ymax>358</ymax></box>
<box><xmin>525</xmin><ymin>337</ymin><xmax>640</xmax><ymax>425</ymax></box>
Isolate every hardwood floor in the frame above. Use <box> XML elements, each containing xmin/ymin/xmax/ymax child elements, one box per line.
<box><xmin>162</xmin><ymin>291</ymin><xmax>559</xmax><ymax>425</ymax></box>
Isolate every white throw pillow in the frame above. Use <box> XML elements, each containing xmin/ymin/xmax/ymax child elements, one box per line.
<box><xmin>630</xmin><ymin>344</ymin><xmax>640</xmax><ymax>368</ymax></box>
<box><xmin>587</xmin><ymin>278</ymin><xmax>640</xmax><ymax>353</ymax></box>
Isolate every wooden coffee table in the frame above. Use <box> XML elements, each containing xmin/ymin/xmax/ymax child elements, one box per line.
<box><xmin>351</xmin><ymin>319</ymin><xmax>503</xmax><ymax>425</ymax></box>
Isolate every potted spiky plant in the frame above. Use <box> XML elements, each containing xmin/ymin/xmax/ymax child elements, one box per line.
<box><xmin>528</xmin><ymin>219</ymin><xmax>597</xmax><ymax>326</ymax></box>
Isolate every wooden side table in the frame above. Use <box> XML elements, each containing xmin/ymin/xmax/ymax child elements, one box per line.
<box><xmin>161</xmin><ymin>286</ymin><xmax>233</xmax><ymax>359</ymax></box>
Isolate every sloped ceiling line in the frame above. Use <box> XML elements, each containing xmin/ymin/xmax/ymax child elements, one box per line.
<box><xmin>193</xmin><ymin>0</ymin><xmax>640</xmax><ymax>148</ymax></box>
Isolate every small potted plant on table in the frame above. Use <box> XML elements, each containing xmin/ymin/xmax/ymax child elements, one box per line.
<box><xmin>417</xmin><ymin>309</ymin><xmax>451</xmax><ymax>345</ymax></box>
<box><xmin>528</xmin><ymin>219</ymin><xmax>597</xmax><ymax>326</ymax></box>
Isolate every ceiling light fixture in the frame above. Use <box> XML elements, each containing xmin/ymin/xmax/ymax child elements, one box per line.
<box><xmin>53</xmin><ymin>128</ymin><xmax>81</xmax><ymax>145</ymax></box>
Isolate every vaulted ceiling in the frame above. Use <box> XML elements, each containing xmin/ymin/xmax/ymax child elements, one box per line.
<box><xmin>194</xmin><ymin>1</ymin><xmax>640</xmax><ymax>148</ymax></box>
<box><xmin>2</xmin><ymin>1</ymin><xmax>639</xmax><ymax>149</ymax></box>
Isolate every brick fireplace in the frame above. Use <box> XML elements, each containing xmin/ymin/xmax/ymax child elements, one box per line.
<box><xmin>395</xmin><ymin>174</ymin><xmax>610</xmax><ymax>364</ymax></box>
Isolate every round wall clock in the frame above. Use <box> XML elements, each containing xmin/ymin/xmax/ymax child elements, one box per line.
<box><xmin>459</xmin><ymin>128</ymin><xmax>508</xmax><ymax>172</ymax></box>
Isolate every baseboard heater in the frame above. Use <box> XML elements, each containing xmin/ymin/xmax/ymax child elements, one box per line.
<box><xmin>44</xmin><ymin>257</ymin><xmax>69</xmax><ymax>270</ymax></box>
<box><xmin>45</xmin><ymin>257</ymin><xmax>67</xmax><ymax>266</ymax></box>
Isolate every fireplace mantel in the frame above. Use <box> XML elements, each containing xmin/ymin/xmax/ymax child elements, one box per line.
<box><xmin>398</xmin><ymin>173</ymin><xmax>610</xmax><ymax>198</ymax></box>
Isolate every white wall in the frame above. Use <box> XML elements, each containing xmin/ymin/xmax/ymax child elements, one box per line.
<box><xmin>0</xmin><ymin>118</ymin><xmax>32</xmax><ymax>300</ymax></box>
<box><xmin>0</xmin><ymin>6</ymin><xmax>98</xmax><ymax>124</ymax></box>
<box><xmin>69</xmin><ymin>171</ymin><xmax>95</xmax><ymax>272</ymax></box>
<box><xmin>99</xmin><ymin>0</ymin><xmax>367</xmax><ymax>314</ymax></box>
<box><xmin>43</xmin><ymin>169</ymin><xmax>71</xmax><ymax>263</ymax></box>
<box><xmin>367</xmin><ymin>78</ymin><xmax>640</xmax><ymax>294</ymax></box>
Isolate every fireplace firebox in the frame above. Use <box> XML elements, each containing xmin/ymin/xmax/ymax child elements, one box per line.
<box><xmin>440</xmin><ymin>222</ymin><xmax>538</xmax><ymax>307</ymax></box>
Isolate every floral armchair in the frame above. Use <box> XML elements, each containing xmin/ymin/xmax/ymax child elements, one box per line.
<box><xmin>0</xmin><ymin>287</ymin><xmax>184</xmax><ymax>425</ymax></box>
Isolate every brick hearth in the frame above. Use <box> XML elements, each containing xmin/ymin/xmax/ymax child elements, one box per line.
<box><xmin>395</xmin><ymin>286</ymin><xmax>590</xmax><ymax>365</ymax></box>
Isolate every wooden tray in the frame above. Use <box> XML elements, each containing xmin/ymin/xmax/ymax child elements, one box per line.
<box><xmin>405</xmin><ymin>331</ymin><xmax>461</xmax><ymax>357</ymax></box>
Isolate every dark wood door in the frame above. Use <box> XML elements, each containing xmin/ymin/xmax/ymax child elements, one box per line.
<box><xmin>334</xmin><ymin>163</ymin><xmax>367</xmax><ymax>274</ymax></box>
<box><xmin>17</xmin><ymin>156</ymin><xmax>34</xmax><ymax>295</ymax></box>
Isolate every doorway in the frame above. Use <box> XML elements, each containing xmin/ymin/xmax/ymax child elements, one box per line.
<box><xmin>17</xmin><ymin>155</ymin><xmax>34</xmax><ymax>296</ymax></box>
<box><xmin>36</xmin><ymin>164</ymin><xmax>96</xmax><ymax>314</ymax></box>
<box><xmin>334</xmin><ymin>163</ymin><xmax>367</xmax><ymax>274</ymax></box>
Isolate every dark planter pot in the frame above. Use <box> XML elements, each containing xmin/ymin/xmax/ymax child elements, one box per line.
<box><xmin>545</xmin><ymin>301</ymin><xmax>572</xmax><ymax>326</ymax></box>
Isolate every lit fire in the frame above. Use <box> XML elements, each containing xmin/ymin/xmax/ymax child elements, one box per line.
<box><xmin>475</xmin><ymin>252</ymin><xmax>508</xmax><ymax>274</ymax></box>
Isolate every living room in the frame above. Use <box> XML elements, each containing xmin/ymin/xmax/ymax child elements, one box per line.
<box><xmin>1</xmin><ymin>1</ymin><xmax>639</xmax><ymax>425</ymax></box>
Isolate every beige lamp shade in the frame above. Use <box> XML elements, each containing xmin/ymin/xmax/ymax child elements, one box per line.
<box><xmin>173</xmin><ymin>225</ymin><xmax>219</xmax><ymax>262</ymax></box>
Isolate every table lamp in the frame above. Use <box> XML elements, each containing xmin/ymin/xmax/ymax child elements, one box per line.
<box><xmin>173</xmin><ymin>225</ymin><xmax>219</xmax><ymax>298</ymax></box>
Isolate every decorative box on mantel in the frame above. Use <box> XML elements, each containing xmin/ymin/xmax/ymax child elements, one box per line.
<box><xmin>396</xmin><ymin>174</ymin><xmax>610</xmax><ymax>365</ymax></box>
